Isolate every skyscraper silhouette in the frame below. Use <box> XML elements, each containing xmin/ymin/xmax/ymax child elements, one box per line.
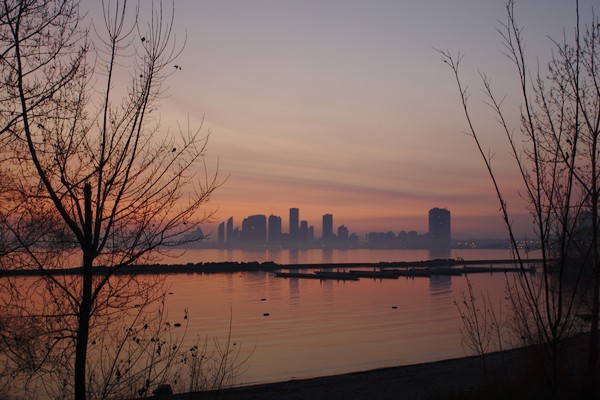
<box><xmin>322</xmin><ymin>213</ymin><xmax>334</xmax><ymax>243</ymax></box>
<box><xmin>218</xmin><ymin>222</ymin><xmax>225</xmax><ymax>244</ymax></box>
<box><xmin>268</xmin><ymin>214</ymin><xmax>282</xmax><ymax>244</ymax></box>
<box><xmin>289</xmin><ymin>207</ymin><xmax>299</xmax><ymax>240</ymax></box>
<box><xmin>337</xmin><ymin>225</ymin><xmax>349</xmax><ymax>241</ymax></box>
<box><xmin>428</xmin><ymin>208</ymin><xmax>451</xmax><ymax>249</ymax></box>
<box><xmin>241</xmin><ymin>214</ymin><xmax>267</xmax><ymax>245</ymax></box>
<box><xmin>226</xmin><ymin>217</ymin><xmax>234</xmax><ymax>244</ymax></box>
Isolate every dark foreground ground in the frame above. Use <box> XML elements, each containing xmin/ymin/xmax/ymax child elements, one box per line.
<box><xmin>162</xmin><ymin>334</ymin><xmax>590</xmax><ymax>400</ymax></box>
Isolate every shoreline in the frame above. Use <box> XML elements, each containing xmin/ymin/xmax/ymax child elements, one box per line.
<box><xmin>169</xmin><ymin>348</ymin><xmax>522</xmax><ymax>400</ymax></box>
<box><xmin>166</xmin><ymin>333</ymin><xmax>589</xmax><ymax>400</ymax></box>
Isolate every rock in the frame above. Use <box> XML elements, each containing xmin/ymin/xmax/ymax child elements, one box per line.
<box><xmin>153</xmin><ymin>383</ymin><xmax>173</xmax><ymax>399</ymax></box>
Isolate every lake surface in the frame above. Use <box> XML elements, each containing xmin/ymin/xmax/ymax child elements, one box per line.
<box><xmin>162</xmin><ymin>248</ymin><xmax>528</xmax><ymax>386</ymax></box>
<box><xmin>163</xmin><ymin>247</ymin><xmax>524</xmax><ymax>265</ymax></box>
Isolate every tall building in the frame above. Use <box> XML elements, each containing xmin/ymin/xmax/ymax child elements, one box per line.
<box><xmin>217</xmin><ymin>222</ymin><xmax>225</xmax><ymax>245</ymax></box>
<box><xmin>307</xmin><ymin>226</ymin><xmax>314</xmax><ymax>242</ymax></box>
<box><xmin>241</xmin><ymin>214</ymin><xmax>267</xmax><ymax>245</ymax></box>
<box><xmin>428</xmin><ymin>208</ymin><xmax>451</xmax><ymax>249</ymax></box>
<box><xmin>322</xmin><ymin>213</ymin><xmax>334</xmax><ymax>243</ymax></box>
<box><xmin>337</xmin><ymin>225</ymin><xmax>349</xmax><ymax>242</ymax></box>
<box><xmin>226</xmin><ymin>217</ymin><xmax>234</xmax><ymax>244</ymax></box>
<box><xmin>298</xmin><ymin>220</ymin><xmax>315</xmax><ymax>243</ymax></box>
<box><xmin>289</xmin><ymin>208</ymin><xmax>299</xmax><ymax>240</ymax></box>
<box><xmin>300</xmin><ymin>220</ymin><xmax>308</xmax><ymax>242</ymax></box>
<box><xmin>268</xmin><ymin>215</ymin><xmax>282</xmax><ymax>244</ymax></box>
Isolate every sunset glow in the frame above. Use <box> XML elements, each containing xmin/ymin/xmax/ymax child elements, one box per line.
<box><xmin>86</xmin><ymin>0</ymin><xmax>589</xmax><ymax>239</ymax></box>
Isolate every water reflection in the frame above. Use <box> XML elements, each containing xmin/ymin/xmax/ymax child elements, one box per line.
<box><xmin>322</xmin><ymin>248</ymin><xmax>333</xmax><ymax>263</ymax></box>
<box><xmin>265</xmin><ymin>248</ymin><xmax>277</xmax><ymax>261</ymax></box>
<box><xmin>225</xmin><ymin>272</ymin><xmax>235</xmax><ymax>294</ymax></box>
<box><xmin>321</xmin><ymin>280</ymin><xmax>335</xmax><ymax>303</ymax></box>
<box><xmin>6</xmin><ymin>265</ymin><xmax>520</xmax><ymax>390</ymax></box>
<box><xmin>289</xmin><ymin>249</ymin><xmax>299</xmax><ymax>264</ymax></box>
<box><xmin>162</xmin><ymin>249</ymin><xmax>531</xmax><ymax>387</ymax></box>
<box><xmin>428</xmin><ymin>249</ymin><xmax>452</xmax><ymax>260</ymax></box>
<box><xmin>244</xmin><ymin>248</ymin><xmax>268</xmax><ymax>262</ymax></box>
<box><xmin>429</xmin><ymin>275</ymin><xmax>453</xmax><ymax>296</ymax></box>
<box><xmin>288</xmin><ymin>277</ymin><xmax>300</xmax><ymax>306</ymax></box>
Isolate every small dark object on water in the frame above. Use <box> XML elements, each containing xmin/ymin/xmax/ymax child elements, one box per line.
<box><xmin>174</xmin><ymin>323</ymin><xmax>181</xmax><ymax>327</ymax></box>
<box><xmin>392</xmin><ymin>306</ymin><xmax>398</xmax><ymax>309</ymax></box>
<box><xmin>168</xmin><ymin>292</ymin><xmax>173</xmax><ymax>295</ymax></box>
<box><xmin>263</xmin><ymin>313</ymin><xmax>270</xmax><ymax>317</ymax></box>
<box><xmin>261</xmin><ymin>298</ymin><xmax>267</xmax><ymax>301</ymax></box>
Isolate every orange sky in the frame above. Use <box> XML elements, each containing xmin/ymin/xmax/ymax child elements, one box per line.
<box><xmin>86</xmin><ymin>1</ymin><xmax>589</xmax><ymax>239</ymax></box>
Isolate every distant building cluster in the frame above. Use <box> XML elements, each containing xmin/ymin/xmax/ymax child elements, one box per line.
<box><xmin>216</xmin><ymin>207</ymin><xmax>452</xmax><ymax>250</ymax></box>
<box><xmin>365</xmin><ymin>208</ymin><xmax>450</xmax><ymax>249</ymax></box>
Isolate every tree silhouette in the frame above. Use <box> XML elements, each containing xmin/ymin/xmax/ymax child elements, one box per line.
<box><xmin>441</xmin><ymin>1</ymin><xmax>600</xmax><ymax>397</ymax></box>
<box><xmin>0</xmin><ymin>0</ymin><xmax>219</xmax><ymax>398</ymax></box>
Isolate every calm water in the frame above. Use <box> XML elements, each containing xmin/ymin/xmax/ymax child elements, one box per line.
<box><xmin>162</xmin><ymin>249</ymin><xmax>527</xmax><ymax>386</ymax></box>
<box><xmin>164</xmin><ymin>247</ymin><xmax>522</xmax><ymax>265</ymax></box>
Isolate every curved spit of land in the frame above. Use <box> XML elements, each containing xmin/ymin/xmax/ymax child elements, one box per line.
<box><xmin>0</xmin><ymin>258</ymin><xmax>543</xmax><ymax>277</ymax></box>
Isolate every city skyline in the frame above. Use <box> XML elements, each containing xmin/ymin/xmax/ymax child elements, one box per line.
<box><xmin>213</xmin><ymin>206</ymin><xmax>452</xmax><ymax>249</ymax></box>
<box><xmin>2</xmin><ymin>2</ymin><xmax>591</xmax><ymax>397</ymax></box>
<box><xmin>81</xmin><ymin>1</ymin><xmax>591</xmax><ymax>239</ymax></box>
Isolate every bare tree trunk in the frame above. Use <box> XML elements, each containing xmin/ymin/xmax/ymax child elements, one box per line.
<box><xmin>74</xmin><ymin>290</ymin><xmax>91</xmax><ymax>400</ymax></box>
<box><xmin>585</xmin><ymin>274</ymin><xmax>600</xmax><ymax>397</ymax></box>
<box><xmin>75</xmin><ymin>183</ymin><xmax>93</xmax><ymax>400</ymax></box>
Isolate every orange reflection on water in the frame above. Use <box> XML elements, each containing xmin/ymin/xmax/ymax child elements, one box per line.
<box><xmin>163</xmin><ymin>269</ymin><xmax>510</xmax><ymax>385</ymax></box>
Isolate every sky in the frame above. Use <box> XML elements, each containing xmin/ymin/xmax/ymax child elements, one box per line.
<box><xmin>89</xmin><ymin>0</ymin><xmax>590</xmax><ymax>239</ymax></box>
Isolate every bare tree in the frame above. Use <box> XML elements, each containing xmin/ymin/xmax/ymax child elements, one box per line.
<box><xmin>0</xmin><ymin>0</ymin><xmax>86</xmax><ymax>261</ymax></box>
<box><xmin>0</xmin><ymin>0</ymin><xmax>219</xmax><ymax>398</ymax></box>
<box><xmin>440</xmin><ymin>0</ymin><xmax>599</xmax><ymax>397</ymax></box>
<box><xmin>454</xmin><ymin>277</ymin><xmax>506</xmax><ymax>378</ymax></box>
